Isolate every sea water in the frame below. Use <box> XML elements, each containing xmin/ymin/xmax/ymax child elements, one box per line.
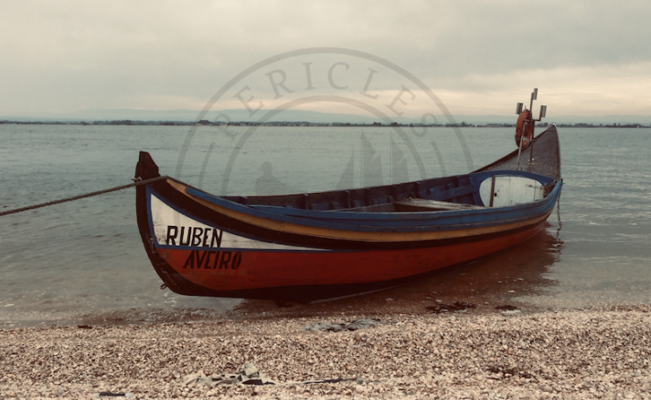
<box><xmin>0</xmin><ymin>124</ymin><xmax>649</xmax><ymax>327</ymax></box>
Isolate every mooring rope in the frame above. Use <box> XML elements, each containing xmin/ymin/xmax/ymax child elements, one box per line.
<box><xmin>0</xmin><ymin>175</ymin><xmax>169</xmax><ymax>217</ymax></box>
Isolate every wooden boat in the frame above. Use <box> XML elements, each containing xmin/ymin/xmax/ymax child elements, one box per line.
<box><xmin>135</xmin><ymin>121</ymin><xmax>561</xmax><ymax>303</ymax></box>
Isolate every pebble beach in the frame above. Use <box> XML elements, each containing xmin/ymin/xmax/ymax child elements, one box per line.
<box><xmin>1</xmin><ymin>305</ymin><xmax>650</xmax><ymax>399</ymax></box>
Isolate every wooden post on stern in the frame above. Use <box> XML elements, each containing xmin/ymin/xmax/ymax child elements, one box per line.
<box><xmin>526</xmin><ymin>89</ymin><xmax>537</xmax><ymax>168</ymax></box>
<box><xmin>516</xmin><ymin>88</ymin><xmax>547</xmax><ymax>170</ymax></box>
<box><xmin>529</xmin><ymin>94</ymin><xmax>548</xmax><ymax>166</ymax></box>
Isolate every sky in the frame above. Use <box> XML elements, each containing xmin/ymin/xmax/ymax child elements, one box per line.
<box><xmin>1</xmin><ymin>0</ymin><xmax>650</xmax><ymax>120</ymax></box>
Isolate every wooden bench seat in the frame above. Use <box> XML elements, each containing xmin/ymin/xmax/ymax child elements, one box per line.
<box><xmin>394</xmin><ymin>198</ymin><xmax>485</xmax><ymax>212</ymax></box>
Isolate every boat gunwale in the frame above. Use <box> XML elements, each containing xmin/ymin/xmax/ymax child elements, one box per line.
<box><xmin>147</xmin><ymin>179</ymin><xmax>561</xmax><ymax>240</ymax></box>
<box><xmin>147</xmin><ymin>182</ymin><xmax>555</xmax><ymax>250</ymax></box>
<box><xmin>172</xmin><ymin>177</ymin><xmax>561</xmax><ymax>230</ymax></box>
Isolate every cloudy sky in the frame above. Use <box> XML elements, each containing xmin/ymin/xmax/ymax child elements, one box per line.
<box><xmin>1</xmin><ymin>0</ymin><xmax>650</xmax><ymax>119</ymax></box>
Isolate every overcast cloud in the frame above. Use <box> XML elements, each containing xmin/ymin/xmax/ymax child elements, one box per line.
<box><xmin>1</xmin><ymin>0</ymin><xmax>650</xmax><ymax>118</ymax></box>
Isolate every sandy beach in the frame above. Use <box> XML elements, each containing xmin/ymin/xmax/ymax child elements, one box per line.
<box><xmin>1</xmin><ymin>305</ymin><xmax>650</xmax><ymax>399</ymax></box>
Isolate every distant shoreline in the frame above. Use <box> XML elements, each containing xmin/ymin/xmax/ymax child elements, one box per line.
<box><xmin>1</xmin><ymin>120</ymin><xmax>649</xmax><ymax>128</ymax></box>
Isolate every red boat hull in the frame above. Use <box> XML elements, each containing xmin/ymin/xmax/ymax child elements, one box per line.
<box><xmin>155</xmin><ymin>218</ymin><xmax>547</xmax><ymax>294</ymax></box>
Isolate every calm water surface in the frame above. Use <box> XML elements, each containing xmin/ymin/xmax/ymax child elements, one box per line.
<box><xmin>0</xmin><ymin>124</ymin><xmax>649</xmax><ymax>328</ymax></box>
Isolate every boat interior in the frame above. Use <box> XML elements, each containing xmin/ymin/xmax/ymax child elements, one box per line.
<box><xmin>217</xmin><ymin>171</ymin><xmax>552</xmax><ymax>214</ymax></box>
